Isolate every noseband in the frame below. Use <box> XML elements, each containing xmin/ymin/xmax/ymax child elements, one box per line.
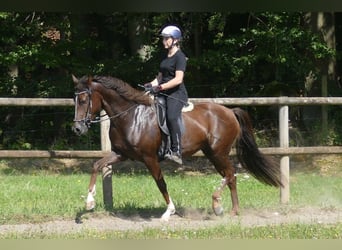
<box><xmin>74</xmin><ymin>89</ymin><xmax>93</xmax><ymax>128</ymax></box>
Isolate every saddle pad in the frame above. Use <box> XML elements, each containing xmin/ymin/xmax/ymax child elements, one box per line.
<box><xmin>182</xmin><ymin>102</ymin><xmax>194</xmax><ymax>112</ymax></box>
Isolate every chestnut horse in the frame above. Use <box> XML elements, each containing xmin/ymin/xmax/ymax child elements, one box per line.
<box><xmin>72</xmin><ymin>75</ymin><xmax>282</xmax><ymax>221</ymax></box>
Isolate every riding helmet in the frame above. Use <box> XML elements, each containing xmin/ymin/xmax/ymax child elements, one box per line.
<box><xmin>160</xmin><ymin>25</ymin><xmax>182</xmax><ymax>40</ymax></box>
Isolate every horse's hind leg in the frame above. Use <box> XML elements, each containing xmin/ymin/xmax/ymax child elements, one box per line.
<box><xmin>206</xmin><ymin>153</ymin><xmax>239</xmax><ymax>216</ymax></box>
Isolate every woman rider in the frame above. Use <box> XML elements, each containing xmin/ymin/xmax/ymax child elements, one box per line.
<box><xmin>145</xmin><ymin>25</ymin><xmax>188</xmax><ymax>165</ymax></box>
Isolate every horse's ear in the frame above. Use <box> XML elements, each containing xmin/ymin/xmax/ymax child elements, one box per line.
<box><xmin>72</xmin><ymin>74</ymin><xmax>78</xmax><ymax>85</ymax></box>
<box><xmin>87</xmin><ymin>75</ymin><xmax>93</xmax><ymax>86</ymax></box>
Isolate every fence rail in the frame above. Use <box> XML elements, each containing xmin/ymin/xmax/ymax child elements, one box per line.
<box><xmin>1</xmin><ymin>96</ymin><xmax>342</xmax><ymax>106</ymax></box>
<box><xmin>2</xmin><ymin>146</ymin><xmax>342</xmax><ymax>158</ymax></box>
<box><xmin>1</xmin><ymin>96</ymin><xmax>342</xmax><ymax>205</ymax></box>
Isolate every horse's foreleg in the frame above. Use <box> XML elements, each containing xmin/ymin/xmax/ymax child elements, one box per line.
<box><xmin>156</xmin><ymin>176</ymin><xmax>175</xmax><ymax>221</ymax></box>
<box><xmin>145</xmin><ymin>158</ymin><xmax>175</xmax><ymax>221</ymax></box>
<box><xmin>85</xmin><ymin>167</ymin><xmax>98</xmax><ymax>210</ymax></box>
<box><xmin>85</xmin><ymin>151</ymin><xmax>122</xmax><ymax>210</ymax></box>
<box><xmin>161</xmin><ymin>196</ymin><xmax>175</xmax><ymax>221</ymax></box>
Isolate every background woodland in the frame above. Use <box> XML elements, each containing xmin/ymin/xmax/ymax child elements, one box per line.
<box><xmin>1</xmin><ymin>12</ymin><xmax>341</xmax><ymax>150</ymax></box>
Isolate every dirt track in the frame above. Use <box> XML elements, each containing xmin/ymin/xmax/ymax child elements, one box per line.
<box><xmin>0</xmin><ymin>206</ymin><xmax>341</xmax><ymax>235</ymax></box>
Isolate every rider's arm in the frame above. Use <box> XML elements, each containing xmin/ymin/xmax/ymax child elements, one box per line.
<box><xmin>160</xmin><ymin>70</ymin><xmax>184</xmax><ymax>90</ymax></box>
<box><xmin>151</xmin><ymin>73</ymin><xmax>162</xmax><ymax>86</ymax></box>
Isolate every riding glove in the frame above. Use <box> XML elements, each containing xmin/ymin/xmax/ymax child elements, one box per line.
<box><xmin>144</xmin><ymin>83</ymin><xmax>152</xmax><ymax>92</ymax></box>
<box><xmin>144</xmin><ymin>83</ymin><xmax>162</xmax><ymax>94</ymax></box>
<box><xmin>151</xmin><ymin>85</ymin><xmax>162</xmax><ymax>94</ymax></box>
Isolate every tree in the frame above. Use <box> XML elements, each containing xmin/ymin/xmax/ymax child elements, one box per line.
<box><xmin>0</xmin><ymin>12</ymin><xmax>339</xmax><ymax>150</ymax></box>
<box><xmin>303</xmin><ymin>12</ymin><xmax>338</xmax><ymax>143</ymax></box>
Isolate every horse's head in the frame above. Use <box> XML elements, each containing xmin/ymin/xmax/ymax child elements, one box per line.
<box><xmin>72</xmin><ymin>74</ymin><xmax>102</xmax><ymax>136</ymax></box>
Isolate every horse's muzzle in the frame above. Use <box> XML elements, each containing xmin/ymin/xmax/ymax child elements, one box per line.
<box><xmin>72</xmin><ymin>121</ymin><xmax>88</xmax><ymax>136</ymax></box>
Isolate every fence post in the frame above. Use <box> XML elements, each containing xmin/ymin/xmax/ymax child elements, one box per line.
<box><xmin>279</xmin><ymin>99</ymin><xmax>290</xmax><ymax>204</ymax></box>
<box><xmin>100</xmin><ymin>110</ymin><xmax>113</xmax><ymax>210</ymax></box>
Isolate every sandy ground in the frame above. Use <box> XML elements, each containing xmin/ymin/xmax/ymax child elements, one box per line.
<box><xmin>0</xmin><ymin>206</ymin><xmax>340</xmax><ymax>235</ymax></box>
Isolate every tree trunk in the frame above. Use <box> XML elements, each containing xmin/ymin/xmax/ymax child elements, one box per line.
<box><xmin>127</xmin><ymin>13</ymin><xmax>150</xmax><ymax>60</ymax></box>
<box><xmin>304</xmin><ymin>12</ymin><xmax>336</xmax><ymax>136</ymax></box>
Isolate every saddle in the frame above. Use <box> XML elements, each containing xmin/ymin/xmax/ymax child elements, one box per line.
<box><xmin>154</xmin><ymin>96</ymin><xmax>193</xmax><ymax>161</ymax></box>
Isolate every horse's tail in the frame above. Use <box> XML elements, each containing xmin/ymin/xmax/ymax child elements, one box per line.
<box><xmin>232</xmin><ymin>107</ymin><xmax>283</xmax><ymax>187</ymax></box>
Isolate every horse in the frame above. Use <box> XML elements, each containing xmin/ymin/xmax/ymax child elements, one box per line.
<box><xmin>72</xmin><ymin>74</ymin><xmax>283</xmax><ymax>221</ymax></box>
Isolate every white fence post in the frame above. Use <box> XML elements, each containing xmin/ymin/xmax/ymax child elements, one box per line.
<box><xmin>279</xmin><ymin>99</ymin><xmax>290</xmax><ymax>204</ymax></box>
<box><xmin>100</xmin><ymin>110</ymin><xmax>113</xmax><ymax>209</ymax></box>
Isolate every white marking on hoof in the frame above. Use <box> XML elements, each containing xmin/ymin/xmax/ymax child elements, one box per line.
<box><xmin>86</xmin><ymin>192</ymin><xmax>95</xmax><ymax>210</ymax></box>
<box><xmin>86</xmin><ymin>200</ymin><xmax>95</xmax><ymax>210</ymax></box>
<box><xmin>85</xmin><ymin>186</ymin><xmax>96</xmax><ymax>210</ymax></box>
<box><xmin>160</xmin><ymin>198</ymin><xmax>176</xmax><ymax>221</ymax></box>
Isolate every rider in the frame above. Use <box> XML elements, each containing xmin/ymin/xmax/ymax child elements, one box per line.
<box><xmin>145</xmin><ymin>25</ymin><xmax>188</xmax><ymax>165</ymax></box>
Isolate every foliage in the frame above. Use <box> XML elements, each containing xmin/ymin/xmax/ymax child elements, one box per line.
<box><xmin>0</xmin><ymin>12</ymin><xmax>339</xmax><ymax>150</ymax></box>
<box><xmin>185</xmin><ymin>12</ymin><xmax>335</xmax><ymax>97</ymax></box>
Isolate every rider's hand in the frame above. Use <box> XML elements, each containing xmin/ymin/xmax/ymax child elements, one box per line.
<box><xmin>151</xmin><ymin>85</ymin><xmax>162</xmax><ymax>94</ymax></box>
<box><xmin>143</xmin><ymin>83</ymin><xmax>152</xmax><ymax>91</ymax></box>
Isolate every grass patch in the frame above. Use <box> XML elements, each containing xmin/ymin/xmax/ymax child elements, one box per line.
<box><xmin>0</xmin><ymin>166</ymin><xmax>341</xmax><ymax>223</ymax></box>
<box><xmin>1</xmin><ymin>223</ymin><xmax>341</xmax><ymax>239</ymax></box>
<box><xmin>0</xmin><ymin>158</ymin><xmax>341</xmax><ymax>239</ymax></box>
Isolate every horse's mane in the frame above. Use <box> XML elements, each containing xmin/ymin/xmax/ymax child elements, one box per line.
<box><xmin>80</xmin><ymin>75</ymin><xmax>152</xmax><ymax>106</ymax></box>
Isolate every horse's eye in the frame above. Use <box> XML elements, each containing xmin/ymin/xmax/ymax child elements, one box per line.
<box><xmin>79</xmin><ymin>98</ymin><xmax>87</xmax><ymax>105</ymax></box>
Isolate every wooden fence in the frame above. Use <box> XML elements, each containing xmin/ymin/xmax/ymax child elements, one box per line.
<box><xmin>1</xmin><ymin>96</ymin><xmax>342</xmax><ymax>205</ymax></box>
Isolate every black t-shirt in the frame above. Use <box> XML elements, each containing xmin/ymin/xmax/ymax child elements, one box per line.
<box><xmin>159</xmin><ymin>49</ymin><xmax>187</xmax><ymax>86</ymax></box>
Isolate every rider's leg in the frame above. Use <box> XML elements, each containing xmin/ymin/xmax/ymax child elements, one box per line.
<box><xmin>165</xmin><ymin>95</ymin><xmax>184</xmax><ymax>164</ymax></box>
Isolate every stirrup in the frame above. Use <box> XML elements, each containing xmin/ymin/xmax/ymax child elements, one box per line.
<box><xmin>164</xmin><ymin>151</ymin><xmax>183</xmax><ymax>165</ymax></box>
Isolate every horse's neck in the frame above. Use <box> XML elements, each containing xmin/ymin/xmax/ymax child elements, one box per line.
<box><xmin>95</xmin><ymin>85</ymin><xmax>152</xmax><ymax>122</ymax></box>
<box><xmin>104</xmin><ymin>97</ymin><xmax>135</xmax><ymax>118</ymax></box>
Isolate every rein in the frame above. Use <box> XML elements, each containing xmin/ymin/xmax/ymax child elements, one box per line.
<box><xmin>74</xmin><ymin>88</ymin><xmax>139</xmax><ymax>127</ymax></box>
<box><xmin>138</xmin><ymin>84</ymin><xmax>189</xmax><ymax>107</ymax></box>
<box><xmin>91</xmin><ymin>104</ymin><xmax>138</xmax><ymax>124</ymax></box>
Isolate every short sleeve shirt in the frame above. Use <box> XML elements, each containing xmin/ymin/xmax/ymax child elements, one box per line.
<box><xmin>159</xmin><ymin>49</ymin><xmax>187</xmax><ymax>84</ymax></box>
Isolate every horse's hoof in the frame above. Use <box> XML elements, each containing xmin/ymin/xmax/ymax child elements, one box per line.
<box><xmin>229</xmin><ymin>210</ymin><xmax>239</xmax><ymax>216</ymax></box>
<box><xmin>85</xmin><ymin>201</ymin><xmax>95</xmax><ymax>211</ymax></box>
<box><xmin>160</xmin><ymin>211</ymin><xmax>174</xmax><ymax>221</ymax></box>
<box><xmin>160</xmin><ymin>207</ymin><xmax>176</xmax><ymax>221</ymax></box>
<box><xmin>213</xmin><ymin>206</ymin><xmax>224</xmax><ymax>216</ymax></box>
<box><xmin>75</xmin><ymin>217</ymin><xmax>83</xmax><ymax>224</ymax></box>
<box><xmin>160</xmin><ymin>215</ymin><xmax>170</xmax><ymax>222</ymax></box>
<box><xmin>212</xmin><ymin>193</ymin><xmax>223</xmax><ymax>216</ymax></box>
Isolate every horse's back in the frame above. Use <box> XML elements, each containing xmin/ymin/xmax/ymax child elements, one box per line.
<box><xmin>185</xmin><ymin>102</ymin><xmax>238</xmax><ymax>126</ymax></box>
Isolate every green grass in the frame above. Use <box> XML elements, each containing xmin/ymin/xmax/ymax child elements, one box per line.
<box><xmin>0</xmin><ymin>173</ymin><xmax>88</xmax><ymax>223</ymax></box>
<box><xmin>2</xmin><ymin>223</ymin><xmax>341</xmax><ymax>239</ymax></box>
<box><xmin>0</xmin><ymin>160</ymin><xmax>341</xmax><ymax>239</ymax></box>
<box><xmin>0</xmin><ymin>172</ymin><xmax>282</xmax><ymax>223</ymax></box>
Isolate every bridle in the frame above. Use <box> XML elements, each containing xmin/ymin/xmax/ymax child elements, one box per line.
<box><xmin>74</xmin><ymin>87</ymin><xmax>139</xmax><ymax>128</ymax></box>
<box><xmin>74</xmin><ymin>89</ymin><xmax>93</xmax><ymax>128</ymax></box>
